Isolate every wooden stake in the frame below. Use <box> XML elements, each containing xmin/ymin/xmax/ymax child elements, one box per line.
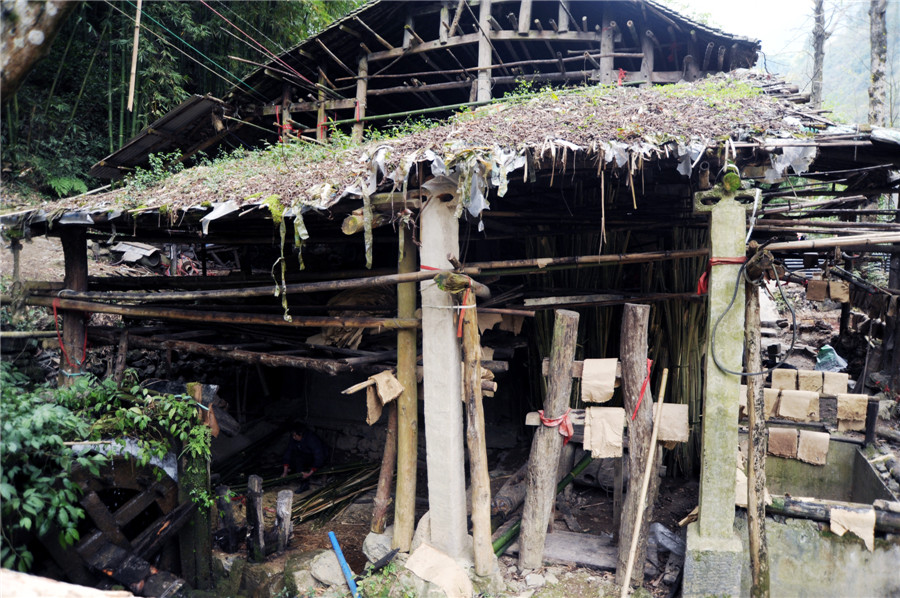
<box><xmin>461</xmin><ymin>288</ymin><xmax>495</xmax><ymax>576</ymax></box>
<box><xmin>745</xmin><ymin>279</ymin><xmax>770</xmax><ymax>597</ymax></box>
<box><xmin>371</xmin><ymin>401</ymin><xmax>397</xmax><ymax>534</ymax></box>
<box><xmin>179</xmin><ymin>381</ymin><xmax>212</xmax><ymax>588</ymax></box>
<box><xmin>518</xmin><ymin>310</ymin><xmax>580</xmax><ymax>570</ymax></box>
<box><xmin>276</xmin><ymin>490</ymin><xmax>294</xmax><ymax>553</ymax></box>
<box><xmin>616</xmin><ymin>304</ymin><xmax>660</xmax><ymax>588</ymax></box>
<box><xmin>620</xmin><ymin>368</ymin><xmax>668</xmax><ymax>598</ymax></box>
<box><xmin>246</xmin><ymin>475</ymin><xmax>265</xmax><ymax>562</ymax></box>
<box><xmin>215</xmin><ymin>485</ymin><xmax>241</xmax><ymax>553</ymax></box>
<box><xmin>393</xmin><ymin>226</ymin><xmax>418</xmax><ymax>551</ymax></box>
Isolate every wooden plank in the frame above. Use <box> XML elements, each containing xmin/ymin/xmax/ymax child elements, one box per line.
<box><xmin>508</xmin><ymin>530</ymin><xmax>618</xmax><ymax>569</ymax></box>
<box><xmin>112</xmin><ymin>481</ymin><xmax>168</xmax><ymax>527</ymax></box>
<box><xmin>131</xmin><ymin>500</ymin><xmax>197</xmax><ymax>560</ymax></box>
<box><xmin>80</xmin><ymin>491</ymin><xmax>131</xmax><ymax>549</ymax></box>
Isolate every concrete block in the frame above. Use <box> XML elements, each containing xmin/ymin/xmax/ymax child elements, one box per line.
<box><xmin>771</xmin><ymin>368</ymin><xmax>797</xmax><ymax>391</ymax></box>
<box><xmin>778</xmin><ymin>390</ymin><xmax>818</xmax><ymax>422</ymax></box>
<box><xmin>822</xmin><ymin>371</ymin><xmax>849</xmax><ymax>396</ymax></box>
<box><xmin>768</xmin><ymin>427</ymin><xmax>798</xmax><ymax>458</ymax></box>
<box><xmin>806</xmin><ymin>395</ymin><xmax>820</xmax><ymax>421</ymax></box>
<box><xmin>837</xmin><ymin>394</ymin><xmax>869</xmax><ymax>420</ymax></box>
<box><xmin>683</xmin><ymin>524</ymin><xmax>743</xmax><ymax>598</ymax></box>
<box><xmin>764</xmin><ymin>388</ymin><xmax>781</xmax><ymax>420</ymax></box>
<box><xmin>797</xmin><ymin>430</ymin><xmax>830</xmax><ymax>465</ymax></box>
<box><xmin>806</xmin><ymin>280</ymin><xmax>828</xmax><ymax>301</ymax></box>
<box><xmin>797</xmin><ymin>370</ymin><xmax>823</xmax><ymax>394</ymax></box>
<box><xmin>829</xmin><ymin>280</ymin><xmax>850</xmax><ymax>302</ymax></box>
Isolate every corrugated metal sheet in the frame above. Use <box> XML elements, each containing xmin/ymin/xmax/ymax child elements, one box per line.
<box><xmin>89</xmin><ymin>95</ymin><xmax>226</xmax><ymax>180</ymax></box>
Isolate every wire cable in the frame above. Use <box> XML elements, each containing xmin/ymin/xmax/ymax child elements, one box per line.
<box><xmin>710</xmin><ymin>260</ymin><xmax>798</xmax><ymax>378</ymax></box>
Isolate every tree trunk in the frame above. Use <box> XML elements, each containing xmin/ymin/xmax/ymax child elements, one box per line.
<box><xmin>518</xmin><ymin>310</ymin><xmax>580</xmax><ymax>570</ymax></box>
<box><xmin>810</xmin><ymin>0</ymin><xmax>826</xmax><ymax>110</ymax></box>
<box><xmin>371</xmin><ymin>401</ymin><xmax>397</xmax><ymax>534</ymax></box>
<box><xmin>0</xmin><ymin>0</ymin><xmax>78</xmax><ymax>100</ymax></box>
<box><xmin>869</xmin><ymin>0</ymin><xmax>888</xmax><ymax>126</ymax></box>
<box><xmin>616</xmin><ymin>303</ymin><xmax>659</xmax><ymax>588</ymax></box>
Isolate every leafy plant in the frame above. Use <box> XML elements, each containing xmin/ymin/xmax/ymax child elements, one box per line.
<box><xmin>0</xmin><ymin>364</ymin><xmax>212</xmax><ymax>572</ymax></box>
<box><xmin>47</xmin><ymin>176</ymin><xmax>88</xmax><ymax>198</ymax></box>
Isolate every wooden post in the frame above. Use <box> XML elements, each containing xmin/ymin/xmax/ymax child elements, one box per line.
<box><xmin>599</xmin><ymin>8</ymin><xmax>615</xmax><ymax>84</ymax></box>
<box><xmin>372</xmin><ymin>401</ymin><xmax>398</xmax><ymax>533</ymax></box>
<box><xmin>215</xmin><ymin>485</ymin><xmax>241</xmax><ymax>553</ymax></box>
<box><xmin>59</xmin><ymin>227</ymin><xmax>88</xmax><ymax>386</ymax></box>
<box><xmin>517</xmin><ymin>0</ymin><xmax>532</xmax><ymax>34</ymax></box>
<box><xmin>276</xmin><ymin>490</ymin><xmax>294</xmax><ymax>553</ymax></box>
<box><xmin>461</xmin><ymin>288</ymin><xmax>495</xmax><ymax>576</ymax></box>
<box><xmin>316</xmin><ymin>69</ymin><xmax>327</xmax><ymax>141</ymax></box>
<box><xmin>246</xmin><ymin>474</ymin><xmax>265</xmax><ymax>562</ymax></box>
<box><xmin>745</xmin><ymin>282</ymin><xmax>771</xmax><ymax>597</ymax></box>
<box><xmin>518</xmin><ymin>309</ymin><xmax>580</xmax><ymax>570</ymax></box>
<box><xmin>178</xmin><ymin>383</ymin><xmax>212</xmax><ymax>589</ymax></box>
<box><xmin>612</xmin><ymin>457</ymin><xmax>625</xmax><ymax>542</ymax></box>
<box><xmin>616</xmin><ymin>303</ymin><xmax>659</xmax><ymax>587</ymax></box>
<box><xmin>476</xmin><ymin>0</ymin><xmax>492</xmax><ymax>102</ymax></box>
<box><xmin>352</xmin><ymin>54</ymin><xmax>368</xmax><ymax>143</ymax></box>
<box><xmin>639</xmin><ymin>29</ymin><xmax>654</xmax><ymax>87</ymax></box>
<box><xmin>112</xmin><ymin>330</ymin><xmax>129</xmax><ymax>385</ymax></box>
<box><xmin>393</xmin><ymin>225</ymin><xmax>419</xmax><ymax>550</ymax></box>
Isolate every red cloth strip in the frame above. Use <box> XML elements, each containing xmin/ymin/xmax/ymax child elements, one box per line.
<box><xmin>538</xmin><ymin>408</ymin><xmax>574</xmax><ymax>445</ymax></box>
<box><xmin>696</xmin><ymin>256</ymin><xmax>747</xmax><ymax>295</ymax></box>
<box><xmin>631</xmin><ymin>358</ymin><xmax>653</xmax><ymax>421</ymax></box>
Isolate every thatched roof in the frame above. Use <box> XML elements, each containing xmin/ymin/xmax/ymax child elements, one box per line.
<box><xmin>3</xmin><ymin>72</ymin><xmax>900</xmax><ymax>241</ymax></box>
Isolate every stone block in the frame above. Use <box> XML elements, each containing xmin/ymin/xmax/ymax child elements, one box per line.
<box><xmin>797</xmin><ymin>430</ymin><xmax>830</xmax><ymax>465</ymax></box>
<box><xmin>363</xmin><ymin>526</ymin><xmax>394</xmax><ymax>564</ymax></box>
<box><xmin>822</xmin><ymin>371</ymin><xmax>849</xmax><ymax>396</ymax></box>
<box><xmin>768</xmin><ymin>427</ymin><xmax>799</xmax><ymax>458</ymax></box>
<box><xmin>797</xmin><ymin>370</ymin><xmax>823</xmax><ymax>394</ymax></box>
<box><xmin>764</xmin><ymin>388</ymin><xmax>781</xmax><ymax>420</ymax></box>
<box><xmin>829</xmin><ymin>280</ymin><xmax>850</xmax><ymax>302</ymax></box>
<box><xmin>771</xmin><ymin>368</ymin><xmax>797</xmax><ymax>391</ymax></box>
<box><xmin>310</xmin><ymin>550</ymin><xmax>350</xmax><ymax>587</ymax></box>
<box><xmin>683</xmin><ymin>524</ymin><xmax>743</xmax><ymax>598</ymax></box>
<box><xmin>778</xmin><ymin>390</ymin><xmax>818</xmax><ymax>422</ymax></box>
<box><xmin>806</xmin><ymin>280</ymin><xmax>828</xmax><ymax>301</ymax></box>
<box><xmin>837</xmin><ymin>394</ymin><xmax>869</xmax><ymax>420</ymax></box>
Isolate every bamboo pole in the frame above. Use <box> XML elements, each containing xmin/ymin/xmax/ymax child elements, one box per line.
<box><xmin>393</xmin><ymin>226</ymin><xmax>418</xmax><ymax>551</ymax></box>
<box><xmin>765</xmin><ymin>232</ymin><xmax>900</xmax><ymax>251</ymax></box>
<box><xmin>745</xmin><ymin>276</ymin><xmax>770</xmax><ymax>598</ymax></box>
<box><xmin>461</xmin><ymin>288</ymin><xmax>494</xmax><ymax>576</ymax></box>
<box><xmin>27</xmin><ymin>296</ymin><xmax>418</xmax><ymax>330</ymax></box>
<box><xmin>518</xmin><ymin>310</ymin><xmax>580</xmax><ymax>570</ymax></box>
<box><xmin>620</xmin><ymin>369</ymin><xmax>669</xmax><ymax>598</ymax></box>
<box><xmin>38</xmin><ymin>248</ymin><xmax>709</xmax><ymax>303</ymax></box>
<box><xmin>126</xmin><ymin>0</ymin><xmax>142</xmax><ymax>112</ymax></box>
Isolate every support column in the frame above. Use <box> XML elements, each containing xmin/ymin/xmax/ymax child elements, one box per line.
<box><xmin>59</xmin><ymin>227</ymin><xmax>88</xmax><ymax>386</ymax></box>
<box><xmin>684</xmin><ymin>190</ymin><xmax>746</xmax><ymax>598</ymax></box>
<box><xmin>352</xmin><ymin>55</ymin><xmax>368</xmax><ymax>143</ymax></box>
<box><xmin>476</xmin><ymin>0</ymin><xmax>492</xmax><ymax>102</ymax></box>
<box><xmin>420</xmin><ymin>198</ymin><xmax>468</xmax><ymax>557</ymax></box>
<box><xmin>316</xmin><ymin>69</ymin><xmax>327</xmax><ymax>141</ymax></box>
<box><xmin>599</xmin><ymin>9</ymin><xmax>615</xmax><ymax>84</ymax></box>
<box><xmin>393</xmin><ymin>225</ymin><xmax>418</xmax><ymax>551</ymax></box>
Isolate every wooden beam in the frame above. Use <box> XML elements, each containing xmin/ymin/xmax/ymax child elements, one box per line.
<box><xmin>599</xmin><ymin>8</ymin><xmax>615</xmax><ymax>84</ymax></box>
<box><xmin>518</xmin><ymin>0</ymin><xmax>532</xmax><ymax>34</ymax></box>
<box><xmin>352</xmin><ymin>54</ymin><xmax>368</xmax><ymax>143</ymax></box>
<box><xmin>59</xmin><ymin>227</ymin><xmax>88</xmax><ymax>385</ymax></box>
<box><xmin>476</xmin><ymin>0</ymin><xmax>493</xmax><ymax>101</ymax></box>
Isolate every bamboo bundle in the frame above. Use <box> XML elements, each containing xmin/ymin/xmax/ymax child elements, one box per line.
<box><xmin>291</xmin><ymin>462</ymin><xmax>382</xmax><ymax>524</ymax></box>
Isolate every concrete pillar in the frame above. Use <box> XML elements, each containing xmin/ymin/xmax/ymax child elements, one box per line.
<box><xmin>684</xmin><ymin>189</ymin><xmax>747</xmax><ymax>597</ymax></box>
<box><xmin>420</xmin><ymin>198</ymin><xmax>468</xmax><ymax>557</ymax></box>
<box><xmin>476</xmin><ymin>0</ymin><xmax>492</xmax><ymax>102</ymax></box>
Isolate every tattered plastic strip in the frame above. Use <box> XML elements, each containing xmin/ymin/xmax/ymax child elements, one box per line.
<box><xmin>199</xmin><ymin>200</ymin><xmax>239</xmax><ymax>236</ymax></box>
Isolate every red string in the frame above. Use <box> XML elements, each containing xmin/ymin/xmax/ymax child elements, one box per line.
<box><xmin>53</xmin><ymin>298</ymin><xmax>87</xmax><ymax>370</ymax></box>
<box><xmin>539</xmin><ymin>408</ymin><xmax>574</xmax><ymax>445</ymax></box>
<box><xmin>631</xmin><ymin>358</ymin><xmax>653</xmax><ymax>421</ymax></box>
<box><xmin>617</xmin><ymin>68</ymin><xmax>627</xmax><ymax>86</ymax></box>
<box><xmin>420</xmin><ymin>265</ymin><xmax>441</xmax><ymax>271</ymax></box>
<box><xmin>696</xmin><ymin>257</ymin><xmax>748</xmax><ymax>295</ymax></box>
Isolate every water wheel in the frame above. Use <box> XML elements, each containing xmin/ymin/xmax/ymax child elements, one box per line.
<box><xmin>39</xmin><ymin>455</ymin><xmax>191</xmax><ymax>594</ymax></box>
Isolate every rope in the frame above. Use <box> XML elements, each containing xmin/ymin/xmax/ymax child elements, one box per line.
<box><xmin>53</xmin><ymin>298</ymin><xmax>88</xmax><ymax>373</ymax></box>
<box><xmin>631</xmin><ymin>358</ymin><xmax>653</xmax><ymax>421</ymax></box>
<box><xmin>538</xmin><ymin>408</ymin><xmax>574</xmax><ymax>445</ymax></box>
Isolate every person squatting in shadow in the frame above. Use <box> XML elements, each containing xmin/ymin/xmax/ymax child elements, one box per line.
<box><xmin>281</xmin><ymin>422</ymin><xmax>326</xmax><ymax>493</ymax></box>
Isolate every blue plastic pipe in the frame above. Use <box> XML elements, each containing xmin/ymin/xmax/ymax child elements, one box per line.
<box><xmin>328</xmin><ymin>531</ymin><xmax>359</xmax><ymax>598</ymax></box>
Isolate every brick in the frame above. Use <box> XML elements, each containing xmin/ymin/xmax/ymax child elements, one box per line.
<box><xmin>764</xmin><ymin>388</ymin><xmax>781</xmax><ymax>420</ymax></box>
<box><xmin>797</xmin><ymin>430</ymin><xmax>830</xmax><ymax>465</ymax></box>
<box><xmin>806</xmin><ymin>395</ymin><xmax>820</xmax><ymax>422</ymax></box>
<box><xmin>797</xmin><ymin>370</ymin><xmax>823</xmax><ymax>394</ymax></box>
<box><xmin>768</xmin><ymin>427</ymin><xmax>799</xmax><ymax>458</ymax></box>
<box><xmin>778</xmin><ymin>390</ymin><xmax>818</xmax><ymax>421</ymax></box>
<box><xmin>806</xmin><ymin>280</ymin><xmax>828</xmax><ymax>301</ymax></box>
<box><xmin>828</xmin><ymin>280</ymin><xmax>850</xmax><ymax>302</ymax></box>
<box><xmin>837</xmin><ymin>419</ymin><xmax>865</xmax><ymax>432</ymax></box>
<box><xmin>836</xmin><ymin>393</ymin><xmax>869</xmax><ymax>420</ymax></box>
<box><xmin>771</xmin><ymin>368</ymin><xmax>797</xmax><ymax>391</ymax></box>
<box><xmin>822</xmin><ymin>372</ymin><xmax>849</xmax><ymax>396</ymax></box>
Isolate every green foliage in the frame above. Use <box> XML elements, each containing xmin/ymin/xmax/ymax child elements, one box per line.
<box><xmin>47</xmin><ymin>176</ymin><xmax>88</xmax><ymax>198</ymax></box>
<box><xmin>657</xmin><ymin>78</ymin><xmax>762</xmax><ymax>109</ymax></box>
<box><xmin>125</xmin><ymin>150</ymin><xmax>185</xmax><ymax>193</ymax></box>
<box><xmin>357</xmin><ymin>562</ymin><xmax>418</xmax><ymax>598</ymax></box>
<box><xmin>0</xmin><ymin>363</ymin><xmax>212</xmax><ymax>572</ymax></box>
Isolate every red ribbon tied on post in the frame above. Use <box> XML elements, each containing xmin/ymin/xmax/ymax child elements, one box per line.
<box><xmin>539</xmin><ymin>408</ymin><xmax>574</xmax><ymax>445</ymax></box>
<box><xmin>696</xmin><ymin>257</ymin><xmax>748</xmax><ymax>295</ymax></box>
